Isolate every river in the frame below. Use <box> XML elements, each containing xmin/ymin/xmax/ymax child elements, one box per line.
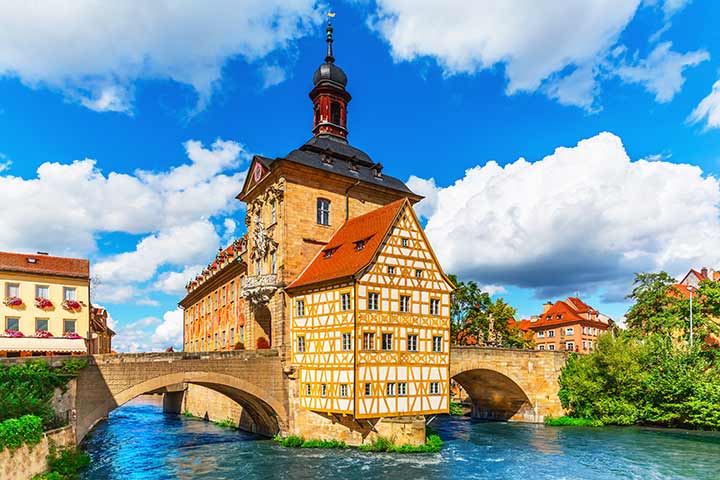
<box><xmin>80</xmin><ymin>396</ymin><xmax>720</xmax><ymax>480</ymax></box>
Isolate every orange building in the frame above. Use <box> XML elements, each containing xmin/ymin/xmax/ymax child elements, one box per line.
<box><xmin>526</xmin><ymin>297</ymin><xmax>612</xmax><ymax>353</ymax></box>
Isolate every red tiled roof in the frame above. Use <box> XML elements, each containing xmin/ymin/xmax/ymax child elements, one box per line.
<box><xmin>288</xmin><ymin>199</ymin><xmax>407</xmax><ymax>290</ymax></box>
<box><xmin>516</xmin><ymin>319</ymin><xmax>532</xmax><ymax>332</ymax></box>
<box><xmin>529</xmin><ymin>297</ymin><xmax>607</xmax><ymax>329</ymax></box>
<box><xmin>671</xmin><ymin>283</ymin><xmax>694</xmax><ymax>299</ymax></box>
<box><xmin>0</xmin><ymin>251</ymin><xmax>89</xmax><ymax>279</ymax></box>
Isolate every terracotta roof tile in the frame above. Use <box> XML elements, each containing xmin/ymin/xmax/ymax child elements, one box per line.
<box><xmin>530</xmin><ymin>297</ymin><xmax>608</xmax><ymax>329</ymax></box>
<box><xmin>288</xmin><ymin>199</ymin><xmax>407</xmax><ymax>290</ymax></box>
<box><xmin>0</xmin><ymin>251</ymin><xmax>89</xmax><ymax>279</ymax></box>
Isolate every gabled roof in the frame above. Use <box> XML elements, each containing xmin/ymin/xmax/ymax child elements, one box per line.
<box><xmin>680</xmin><ymin>268</ymin><xmax>708</xmax><ymax>285</ymax></box>
<box><xmin>0</xmin><ymin>251</ymin><xmax>89</xmax><ymax>279</ymax></box>
<box><xmin>530</xmin><ymin>297</ymin><xmax>608</xmax><ymax>329</ymax></box>
<box><xmin>287</xmin><ymin>199</ymin><xmax>407</xmax><ymax>290</ymax></box>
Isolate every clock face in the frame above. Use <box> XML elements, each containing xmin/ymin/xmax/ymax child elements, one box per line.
<box><xmin>253</xmin><ymin>164</ymin><xmax>263</xmax><ymax>182</ymax></box>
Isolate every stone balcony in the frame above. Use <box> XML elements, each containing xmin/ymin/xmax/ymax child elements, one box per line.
<box><xmin>241</xmin><ymin>274</ymin><xmax>280</xmax><ymax>305</ymax></box>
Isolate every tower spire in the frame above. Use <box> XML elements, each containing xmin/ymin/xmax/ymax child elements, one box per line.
<box><xmin>325</xmin><ymin>20</ymin><xmax>334</xmax><ymax>64</ymax></box>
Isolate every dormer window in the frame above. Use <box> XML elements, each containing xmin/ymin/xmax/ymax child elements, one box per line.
<box><xmin>323</xmin><ymin>248</ymin><xmax>337</xmax><ymax>259</ymax></box>
<box><xmin>355</xmin><ymin>240</ymin><xmax>366</xmax><ymax>251</ymax></box>
<box><xmin>372</xmin><ymin>163</ymin><xmax>383</xmax><ymax>178</ymax></box>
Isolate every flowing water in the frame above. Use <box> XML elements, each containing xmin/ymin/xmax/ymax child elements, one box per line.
<box><xmin>81</xmin><ymin>397</ymin><xmax>720</xmax><ymax>479</ymax></box>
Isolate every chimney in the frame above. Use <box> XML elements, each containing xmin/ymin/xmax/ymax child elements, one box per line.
<box><xmin>701</xmin><ymin>267</ymin><xmax>708</xmax><ymax>278</ymax></box>
<box><xmin>543</xmin><ymin>302</ymin><xmax>553</xmax><ymax>313</ymax></box>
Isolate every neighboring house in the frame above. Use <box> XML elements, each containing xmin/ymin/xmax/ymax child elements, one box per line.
<box><xmin>0</xmin><ymin>251</ymin><xmax>90</xmax><ymax>356</ymax></box>
<box><xmin>89</xmin><ymin>306</ymin><xmax>115</xmax><ymax>354</ymax></box>
<box><xmin>179</xmin><ymin>237</ymin><xmax>248</xmax><ymax>352</ymax></box>
<box><xmin>179</xmin><ymin>20</ymin><xmax>453</xmax><ymax>424</ymax></box>
<box><xmin>674</xmin><ymin>266</ymin><xmax>720</xmax><ymax>345</ymax></box>
<box><xmin>527</xmin><ymin>297</ymin><xmax>612</xmax><ymax>353</ymax></box>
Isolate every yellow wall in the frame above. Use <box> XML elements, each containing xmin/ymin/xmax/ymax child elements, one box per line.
<box><xmin>0</xmin><ymin>272</ymin><xmax>90</xmax><ymax>338</ymax></box>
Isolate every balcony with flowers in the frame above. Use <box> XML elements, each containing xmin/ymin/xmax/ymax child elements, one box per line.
<box><xmin>62</xmin><ymin>299</ymin><xmax>82</xmax><ymax>311</ymax></box>
<box><xmin>34</xmin><ymin>297</ymin><xmax>54</xmax><ymax>309</ymax></box>
<box><xmin>3</xmin><ymin>296</ymin><xmax>23</xmax><ymax>308</ymax></box>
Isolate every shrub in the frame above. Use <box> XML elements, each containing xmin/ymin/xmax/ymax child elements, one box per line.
<box><xmin>213</xmin><ymin>418</ymin><xmax>237</xmax><ymax>429</ymax></box>
<box><xmin>256</xmin><ymin>337</ymin><xmax>270</xmax><ymax>349</ymax></box>
<box><xmin>273</xmin><ymin>435</ymin><xmax>305</xmax><ymax>448</ymax></box>
<box><xmin>359</xmin><ymin>434</ymin><xmax>443</xmax><ymax>453</ymax></box>
<box><xmin>358</xmin><ymin>436</ymin><xmax>394</xmax><ymax>452</ymax></box>
<box><xmin>449</xmin><ymin>402</ymin><xmax>464</xmax><ymax>416</ymax></box>
<box><xmin>234</xmin><ymin>342</ymin><xmax>245</xmax><ymax>350</ymax></box>
<box><xmin>0</xmin><ymin>415</ymin><xmax>43</xmax><ymax>451</ymax></box>
<box><xmin>45</xmin><ymin>446</ymin><xmax>90</xmax><ymax>479</ymax></box>
<box><xmin>544</xmin><ymin>416</ymin><xmax>603</xmax><ymax>427</ymax></box>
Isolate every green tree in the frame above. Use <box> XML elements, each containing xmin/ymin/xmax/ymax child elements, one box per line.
<box><xmin>625</xmin><ymin>272</ymin><xmax>684</xmax><ymax>335</ymax></box>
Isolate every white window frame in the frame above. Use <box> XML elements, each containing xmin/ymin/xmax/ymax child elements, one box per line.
<box><xmin>62</xmin><ymin>319</ymin><xmax>76</xmax><ymax>334</ymax></box>
<box><xmin>415</xmin><ymin>269</ymin><xmax>422</xmax><ymax>279</ymax></box>
<box><xmin>400</xmin><ymin>295</ymin><xmax>410</xmax><ymax>313</ymax></box>
<box><xmin>35</xmin><ymin>285</ymin><xmax>49</xmax><ymax>299</ymax></box>
<box><xmin>368</xmin><ymin>292</ymin><xmax>379</xmax><ymax>310</ymax></box>
<box><xmin>432</xmin><ymin>336</ymin><xmax>442</xmax><ymax>352</ymax></box>
<box><xmin>340</xmin><ymin>384</ymin><xmax>348</xmax><ymax>398</ymax></box>
<box><xmin>549</xmin><ymin>344</ymin><xmax>556</xmax><ymax>351</ymax></box>
<box><xmin>321</xmin><ymin>384</ymin><xmax>327</xmax><ymax>397</ymax></box>
<box><xmin>6</xmin><ymin>317</ymin><xmax>19</xmax><ymax>331</ymax></box>
<box><xmin>6</xmin><ymin>283</ymin><xmax>19</xmax><ymax>298</ymax></box>
<box><xmin>296</xmin><ymin>300</ymin><xmax>305</xmax><ymax>317</ymax></box>
<box><xmin>566</xmin><ymin>341</ymin><xmax>575</xmax><ymax>351</ymax></box>
<box><xmin>363</xmin><ymin>332</ymin><xmax>375</xmax><ymax>350</ymax></box>
<box><xmin>397</xmin><ymin>382</ymin><xmax>407</xmax><ymax>396</ymax></box>
<box><xmin>429</xmin><ymin>382</ymin><xmax>440</xmax><ymax>394</ymax></box>
<box><xmin>538</xmin><ymin>331</ymin><xmax>545</xmax><ymax>338</ymax></box>
<box><xmin>341</xmin><ymin>293</ymin><xmax>351</xmax><ymax>311</ymax></box>
<box><xmin>297</xmin><ymin>335</ymin><xmax>306</xmax><ymax>352</ymax></box>
<box><xmin>317</xmin><ymin>198</ymin><xmax>331</xmax><ymax>226</ymax></box>
<box><xmin>566</xmin><ymin>327</ymin><xmax>574</xmax><ymax>335</ymax></box>
<box><xmin>306</xmin><ymin>384</ymin><xmax>311</xmax><ymax>396</ymax></box>
<box><xmin>401</xmin><ymin>238</ymin><xmax>409</xmax><ymax>247</ymax></box>
<box><xmin>387</xmin><ymin>266</ymin><xmax>395</xmax><ymax>275</ymax></box>
<box><xmin>386</xmin><ymin>383</ymin><xmax>395</xmax><ymax>396</ymax></box>
<box><xmin>342</xmin><ymin>332</ymin><xmax>352</xmax><ymax>351</ymax></box>
<box><xmin>430</xmin><ymin>298</ymin><xmax>440</xmax><ymax>316</ymax></box>
<box><xmin>407</xmin><ymin>334</ymin><xmax>418</xmax><ymax>352</ymax></box>
<box><xmin>364</xmin><ymin>383</ymin><xmax>371</xmax><ymax>396</ymax></box>
<box><xmin>35</xmin><ymin>318</ymin><xmax>49</xmax><ymax>332</ymax></box>
<box><xmin>382</xmin><ymin>333</ymin><xmax>393</xmax><ymax>351</ymax></box>
<box><xmin>538</xmin><ymin>344</ymin><xmax>545</xmax><ymax>350</ymax></box>
<box><xmin>548</xmin><ymin>330</ymin><xmax>555</xmax><ymax>338</ymax></box>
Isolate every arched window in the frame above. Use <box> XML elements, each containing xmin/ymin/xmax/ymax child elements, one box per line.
<box><xmin>317</xmin><ymin>198</ymin><xmax>330</xmax><ymax>226</ymax></box>
<box><xmin>314</xmin><ymin>103</ymin><xmax>320</xmax><ymax>126</ymax></box>
<box><xmin>330</xmin><ymin>102</ymin><xmax>341</xmax><ymax>125</ymax></box>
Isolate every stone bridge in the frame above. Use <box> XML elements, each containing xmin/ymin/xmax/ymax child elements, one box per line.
<box><xmin>5</xmin><ymin>347</ymin><xmax>566</xmax><ymax>443</ymax></box>
<box><xmin>74</xmin><ymin>350</ymin><xmax>286</xmax><ymax>442</ymax></box>
<box><xmin>450</xmin><ymin>347</ymin><xmax>567</xmax><ymax>422</ymax></box>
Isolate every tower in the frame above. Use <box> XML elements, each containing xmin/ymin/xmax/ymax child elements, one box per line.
<box><xmin>310</xmin><ymin>20</ymin><xmax>351</xmax><ymax>141</ymax></box>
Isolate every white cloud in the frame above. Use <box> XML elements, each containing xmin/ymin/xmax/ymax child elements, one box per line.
<box><xmin>152</xmin><ymin>264</ymin><xmax>204</xmax><ymax>296</ymax></box>
<box><xmin>259</xmin><ymin>64</ymin><xmax>289</xmax><ymax>89</ymax></box>
<box><xmin>616</xmin><ymin>42</ymin><xmax>709</xmax><ymax>102</ymax></box>
<box><xmin>0</xmin><ymin>1</ymin><xmax>321</xmax><ymax>113</ymax></box>
<box><xmin>0</xmin><ymin>138</ymin><xmax>247</xmax><ymax>257</ymax></box>
<box><xmin>411</xmin><ymin>132</ymin><xmax>720</xmax><ymax>299</ymax></box>
<box><xmin>112</xmin><ymin>308</ymin><xmax>184</xmax><ymax>352</ymax></box>
<box><xmin>481</xmin><ymin>285</ymin><xmax>508</xmax><ymax>296</ymax></box>
<box><xmin>370</xmin><ymin>0</ymin><xmax>641</xmax><ymax>107</ymax></box>
<box><xmin>689</xmin><ymin>79</ymin><xmax>720</xmax><ymax>130</ymax></box>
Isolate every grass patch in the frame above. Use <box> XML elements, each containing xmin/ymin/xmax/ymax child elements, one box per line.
<box><xmin>359</xmin><ymin>432</ymin><xmax>443</xmax><ymax>454</ymax></box>
<box><xmin>212</xmin><ymin>418</ymin><xmax>237</xmax><ymax>429</ymax></box>
<box><xmin>273</xmin><ymin>435</ymin><xmax>349</xmax><ymax>449</ymax></box>
<box><xmin>544</xmin><ymin>415</ymin><xmax>603</xmax><ymax>427</ymax></box>
<box><xmin>449</xmin><ymin>402</ymin><xmax>464</xmax><ymax>416</ymax></box>
<box><xmin>181</xmin><ymin>412</ymin><xmax>195</xmax><ymax>418</ymax></box>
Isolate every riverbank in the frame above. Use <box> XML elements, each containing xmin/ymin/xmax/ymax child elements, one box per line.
<box><xmin>80</xmin><ymin>402</ymin><xmax>720</xmax><ymax>479</ymax></box>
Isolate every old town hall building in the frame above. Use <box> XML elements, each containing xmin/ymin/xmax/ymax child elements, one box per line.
<box><xmin>180</xmin><ymin>21</ymin><xmax>453</xmax><ymax>440</ymax></box>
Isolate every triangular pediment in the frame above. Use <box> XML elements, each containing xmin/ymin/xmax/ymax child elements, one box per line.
<box><xmin>238</xmin><ymin>155</ymin><xmax>274</xmax><ymax>200</ymax></box>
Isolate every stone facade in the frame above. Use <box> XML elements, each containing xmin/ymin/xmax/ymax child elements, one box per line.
<box><xmin>0</xmin><ymin>425</ymin><xmax>75</xmax><ymax>480</ymax></box>
<box><xmin>450</xmin><ymin>347</ymin><xmax>567</xmax><ymax>422</ymax></box>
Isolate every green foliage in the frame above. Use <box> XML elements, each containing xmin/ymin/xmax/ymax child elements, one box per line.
<box><xmin>181</xmin><ymin>412</ymin><xmax>195</xmax><ymax>418</ymax></box>
<box><xmin>0</xmin><ymin>359</ymin><xmax>86</xmax><ymax>429</ymax></box>
<box><xmin>449</xmin><ymin>402</ymin><xmax>464</xmax><ymax>416</ymax></box>
<box><xmin>544</xmin><ymin>415</ymin><xmax>603</xmax><ymax>427</ymax></box>
<box><xmin>212</xmin><ymin>418</ymin><xmax>237</xmax><ymax>429</ymax></box>
<box><xmin>0</xmin><ymin>415</ymin><xmax>43</xmax><ymax>451</ymax></box>
<box><xmin>273</xmin><ymin>435</ymin><xmax>305</xmax><ymax>448</ymax></box>
<box><xmin>448</xmin><ymin>274</ymin><xmax>532</xmax><ymax>348</ymax></box>
<box><xmin>42</xmin><ymin>446</ymin><xmax>90</xmax><ymax>480</ymax></box>
<box><xmin>358</xmin><ymin>434</ymin><xmax>443</xmax><ymax>453</ymax></box>
<box><xmin>300</xmin><ymin>439</ymin><xmax>348</xmax><ymax>449</ymax></box>
<box><xmin>33</xmin><ymin>472</ymin><xmax>63</xmax><ymax>480</ymax></box>
<box><xmin>558</xmin><ymin>332</ymin><xmax>720</xmax><ymax>429</ymax></box>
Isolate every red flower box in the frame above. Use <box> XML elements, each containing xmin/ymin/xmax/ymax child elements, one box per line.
<box><xmin>35</xmin><ymin>330</ymin><xmax>54</xmax><ymax>338</ymax></box>
<box><xmin>35</xmin><ymin>297</ymin><xmax>53</xmax><ymax>309</ymax></box>
<box><xmin>62</xmin><ymin>299</ymin><xmax>82</xmax><ymax>311</ymax></box>
<box><xmin>4</xmin><ymin>329</ymin><xmax>24</xmax><ymax>338</ymax></box>
<box><xmin>256</xmin><ymin>337</ymin><xmax>270</xmax><ymax>349</ymax></box>
<box><xmin>3</xmin><ymin>296</ymin><xmax>22</xmax><ymax>307</ymax></box>
<box><xmin>64</xmin><ymin>332</ymin><xmax>82</xmax><ymax>339</ymax></box>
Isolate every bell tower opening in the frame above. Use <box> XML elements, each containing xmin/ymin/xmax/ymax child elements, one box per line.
<box><xmin>310</xmin><ymin>19</ymin><xmax>351</xmax><ymax>142</ymax></box>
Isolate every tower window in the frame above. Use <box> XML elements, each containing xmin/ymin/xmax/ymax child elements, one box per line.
<box><xmin>330</xmin><ymin>101</ymin><xmax>341</xmax><ymax>125</ymax></box>
<box><xmin>314</xmin><ymin>103</ymin><xmax>320</xmax><ymax>126</ymax></box>
<box><xmin>317</xmin><ymin>198</ymin><xmax>331</xmax><ymax>225</ymax></box>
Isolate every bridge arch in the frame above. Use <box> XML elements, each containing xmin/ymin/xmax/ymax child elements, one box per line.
<box><xmin>449</xmin><ymin>347</ymin><xmax>566</xmax><ymax>423</ymax></box>
<box><xmin>75</xmin><ymin>353</ymin><xmax>288</xmax><ymax>442</ymax></box>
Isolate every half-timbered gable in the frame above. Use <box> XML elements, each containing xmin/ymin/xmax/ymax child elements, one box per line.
<box><xmin>287</xmin><ymin>198</ymin><xmax>453</xmax><ymax>419</ymax></box>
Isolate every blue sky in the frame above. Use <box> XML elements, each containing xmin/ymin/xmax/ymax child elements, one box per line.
<box><xmin>1</xmin><ymin>1</ymin><xmax>719</xmax><ymax>351</ymax></box>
